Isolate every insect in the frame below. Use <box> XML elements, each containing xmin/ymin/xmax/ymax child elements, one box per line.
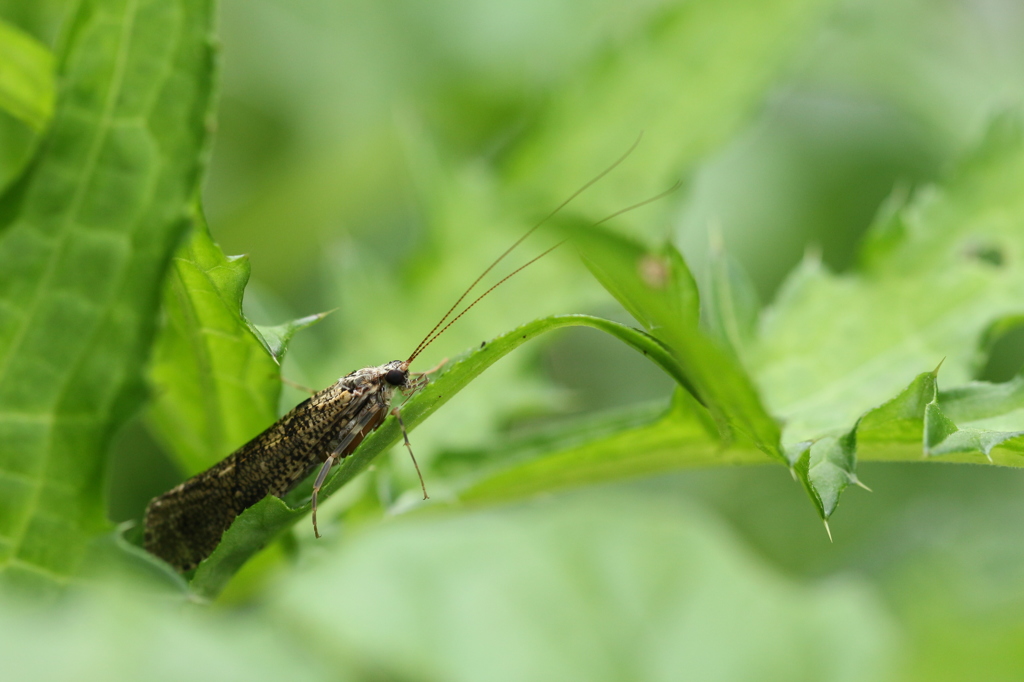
<box><xmin>144</xmin><ymin>360</ymin><xmax>428</xmax><ymax>571</ymax></box>
<box><xmin>143</xmin><ymin>137</ymin><xmax>668</xmax><ymax>572</ymax></box>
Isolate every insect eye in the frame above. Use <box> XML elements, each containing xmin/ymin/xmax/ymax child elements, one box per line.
<box><xmin>384</xmin><ymin>368</ymin><xmax>407</xmax><ymax>386</ymax></box>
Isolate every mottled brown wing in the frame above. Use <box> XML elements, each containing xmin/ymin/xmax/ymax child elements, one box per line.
<box><xmin>144</xmin><ymin>380</ymin><xmax>377</xmax><ymax>571</ymax></box>
<box><xmin>142</xmin><ymin>458</ymin><xmax>244</xmax><ymax>572</ymax></box>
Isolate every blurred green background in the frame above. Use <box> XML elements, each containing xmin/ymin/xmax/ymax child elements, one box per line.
<box><xmin>4</xmin><ymin>0</ymin><xmax>1024</xmax><ymax>679</ymax></box>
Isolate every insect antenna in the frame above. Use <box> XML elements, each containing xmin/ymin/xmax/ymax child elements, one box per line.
<box><xmin>593</xmin><ymin>179</ymin><xmax>683</xmax><ymax>226</ymax></box>
<box><xmin>408</xmin><ymin>242</ymin><xmax>564</xmax><ymax>363</ymax></box>
<box><xmin>407</xmin><ymin>180</ymin><xmax>684</xmax><ymax>363</ymax></box>
<box><xmin>405</xmin><ymin>133</ymin><xmax>644</xmax><ymax>364</ymax></box>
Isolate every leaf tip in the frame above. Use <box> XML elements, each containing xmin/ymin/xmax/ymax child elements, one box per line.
<box><xmin>823</xmin><ymin>519</ymin><xmax>833</xmax><ymax>543</ymax></box>
<box><xmin>851</xmin><ymin>475</ymin><xmax>873</xmax><ymax>493</ymax></box>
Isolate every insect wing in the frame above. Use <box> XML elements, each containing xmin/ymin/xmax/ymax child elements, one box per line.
<box><xmin>143</xmin><ymin>460</ymin><xmax>243</xmax><ymax>571</ymax></box>
<box><xmin>144</xmin><ymin>380</ymin><xmax>376</xmax><ymax>570</ymax></box>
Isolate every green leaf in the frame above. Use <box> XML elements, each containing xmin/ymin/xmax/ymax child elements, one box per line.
<box><xmin>146</xmin><ymin>212</ymin><xmax>285</xmax><ymax>475</ymax></box>
<box><xmin>792</xmin><ymin>368</ymin><xmax>938</xmax><ymax>520</ymax></box>
<box><xmin>188</xmin><ymin>314</ymin><xmax>698</xmax><ymax>597</ymax></box>
<box><xmin>249</xmin><ymin>311</ymin><xmax>331</xmax><ymax>365</ymax></box>
<box><xmin>147</xmin><ymin>208</ymin><xmax>330</xmax><ymax>476</ymax></box>
<box><xmin>935</xmin><ymin>372</ymin><xmax>1024</xmax><ymax>428</ymax></box>
<box><xmin>476</xmin><ymin>117</ymin><xmax>1024</xmax><ymax>525</ymax></box>
<box><xmin>0</xmin><ymin>591</ymin><xmax>344</xmax><ymax>681</ymax></box>
<box><xmin>753</xmin><ymin>115</ymin><xmax>1024</xmax><ymax>444</ymax></box>
<box><xmin>927</xmin><ymin>425</ymin><xmax>1024</xmax><ymax>460</ymax></box>
<box><xmin>0</xmin><ymin>18</ymin><xmax>55</xmax><ymax>131</ymax></box>
<box><xmin>271</xmin><ymin>488</ymin><xmax>896</xmax><ymax>681</ymax></box>
<box><xmin>0</xmin><ymin>0</ymin><xmax>216</xmax><ymax>592</ymax></box>
<box><xmin>565</xmin><ymin>218</ymin><xmax>783</xmax><ymax>460</ymax></box>
<box><xmin>746</xmin><ymin>114</ymin><xmax>1024</xmax><ymax>517</ymax></box>
<box><xmin>924</xmin><ymin>376</ymin><xmax>1024</xmax><ymax>461</ymax></box>
<box><xmin>0</xmin><ymin>490</ymin><xmax>896</xmax><ymax>682</ymax></box>
<box><xmin>856</xmin><ymin>369</ymin><xmax>939</xmax><ymax>448</ymax></box>
<box><xmin>473</xmin><ymin>369</ymin><xmax>945</xmax><ymax>523</ymax></box>
<box><xmin>802</xmin><ymin>431</ymin><xmax>857</xmax><ymax>521</ymax></box>
<box><xmin>455</xmin><ymin>117</ymin><xmax>1024</xmax><ymax>527</ymax></box>
<box><xmin>461</xmin><ymin>388</ymin><xmax>763</xmax><ymax>504</ymax></box>
<box><xmin>923</xmin><ymin>401</ymin><xmax>961</xmax><ymax>454</ymax></box>
<box><xmin>189</xmin><ymin>493</ymin><xmax>297</xmax><ymax>600</ymax></box>
<box><xmin>79</xmin><ymin>523</ymin><xmax>190</xmax><ymax>596</ymax></box>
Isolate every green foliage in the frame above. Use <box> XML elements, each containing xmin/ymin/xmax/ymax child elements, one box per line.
<box><xmin>459</xmin><ymin>388</ymin><xmax>739</xmax><ymax>503</ymax></box>
<box><xmin>0</xmin><ymin>18</ymin><xmax>54</xmax><ymax>132</ymax></box>
<box><xmin>927</xmin><ymin>375</ymin><xmax>1024</xmax><ymax>458</ymax></box>
<box><xmin>0</xmin><ymin>490</ymin><xmax>896</xmax><ymax>682</ymax></box>
<box><xmin>249</xmin><ymin>312</ymin><xmax>329</xmax><ymax>365</ymax></box>
<box><xmin>0</xmin><ymin>0</ymin><xmax>215</xmax><ymax>593</ymax></box>
<box><xmin>565</xmin><ymin>217</ymin><xmax>782</xmax><ymax>458</ymax></box>
<box><xmin>471</xmin><ymin>117</ymin><xmax>1024</xmax><ymax>525</ymax></box>
<box><xmin>193</xmin><ymin>115</ymin><xmax>1024</xmax><ymax>591</ymax></box>
<box><xmin>273</xmin><ymin>490</ymin><xmax>895</xmax><ymax>682</ymax></box>
<box><xmin>750</xmin><ymin>116</ymin><xmax>1024</xmax><ymax>512</ymax></box>
<box><xmin>146</xmin><ymin>213</ymin><xmax>327</xmax><ymax>475</ymax></box>
<box><xmin>146</xmin><ymin>213</ymin><xmax>282</xmax><ymax>475</ymax></box>
<box><xmin>754</xmin><ymin>116</ymin><xmax>1024</xmax><ymax>444</ymax></box>
<box><xmin>2</xmin><ymin>0</ymin><xmax>1024</xmax><ymax>679</ymax></box>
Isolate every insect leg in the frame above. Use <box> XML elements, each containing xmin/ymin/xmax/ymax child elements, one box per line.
<box><xmin>392</xmin><ymin>408</ymin><xmax>428</xmax><ymax>500</ymax></box>
<box><xmin>310</xmin><ymin>402</ymin><xmax>378</xmax><ymax>538</ymax></box>
<box><xmin>413</xmin><ymin>357</ymin><xmax>448</xmax><ymax>377</ymax></box>
<box><xmin>310</xmin><ymin>455</ymin><xmax>337</xmax><ymax>539</ymax></box>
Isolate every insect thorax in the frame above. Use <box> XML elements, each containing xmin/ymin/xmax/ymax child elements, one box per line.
<box><xmin>340</xmin><ymin>359</ymin><xmax>407</xmax><ymax>393</ymax></box>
